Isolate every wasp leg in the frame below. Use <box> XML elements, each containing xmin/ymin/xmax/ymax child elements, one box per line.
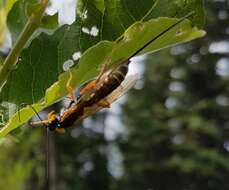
<box><xmin>30</xmin><ymin>119</ymin><xmax>50</xmax><ymax>126</ymax></box>
<box><xmin>55</xmin><ymin>128</ymin><xmax>65</xmax><ymax>134</ymax></box>
<box><xmin>18</xmin><ymin>103</ymin><xmax>42</xmax><ymax>123</ymax></box>
<box><xmin>47</xmin><ymin>111</ymin><xmax>56</xmax><ymax>120</ymax></box>
<box><xmin>95</xmin><ymin>64</ymin><xmax>107</xmax><ymax>83</ymax></box>
<box><xmin>97</xmin><ymin>99</ymin><xmax>110</xmax><ymax>108</ymax></box>
<box><xmin>79</xmin><ymin>80</ymin><xmax>97</xmax><ymax>98</ymax></box>
<box><xmin>66</xmin><ymin>71</ymin><xmax>77</xmax><ymax>103</ymax></box>
<box><xmin>47</xmin><ymin>111</ymin><xmax>65</xmax><ymax>133</ymax></box>
<box><xmin>78</xmin><ymin>64</ymin><xmax>108</xmax><ymax>101</ymax></box>
<box><xmin>31</xmin><ymin>111</ymin><xmax>56</xmax><ymax>126</ymax></box>
<box><xmin>18</xmin><ymin>103</ymin><xmax>48</xmax><ymax>128</ymax></box>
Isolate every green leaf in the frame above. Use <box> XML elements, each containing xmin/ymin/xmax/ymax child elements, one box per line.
<box><xmin>2</xmin><ymin>0</ymin><xmax>205</xmax><ymax>105</ymax></box>
<box><xmin>6</xmin><ymin>1</ymin><xmax>28</xmax><ymax>44</ymax></box>
<box><xmin>0</xmin><ymin>56</ymin><xmax>3</xmax><ymax>66</ymax></box>
<box><xmin>0</xmin><ymin>17</ymin><xmax>205</xmax><ymax>137</ymax></box>
<box><xmin>2</xmin><ymin>0</ymin><xmax>18</xmax><ymax>13</ymax></box>
<box><xmin>142</xmin><ymin>0</ymin><xmax>205</xmax><ymax>28</ymax></box>
<box><xmin>7</xmin><ymin>0</ymin><xmax>58</xmax><ymax>44</ymax></box>
<box><xmin>0</xmin><ymin>10</ymin><xmax>6</xmax><ymax>46</ymax></box>
<box><xmin>0</xmin><ymin>0</ymin><xmax>206</xmax><ymax>137</ymax></box>
<box><xmin>41</xmin><ymin>13</ymin><xmax>58</xmax><ymax>29</ymax></box>
<box><xmin>0</xmin><ymin>0</ymin><xmax>16</xmax><ymax>46</ymax></box>
<box><xmin>0</xmin><ymin>56</ymin><xmax>3</xmax><ymax>72</ymax></box>
<box><xmin>1</xmin><ymin>0</ymin><xmax>41</xmax><ymax>45</ymax></box>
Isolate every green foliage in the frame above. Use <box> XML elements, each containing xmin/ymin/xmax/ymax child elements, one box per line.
<box><xmin>41</xmin><ymin>13</ymin><xmax>58</xmax><ymax>29</ymax></box>
<box><xmin>144</xmin><ymin>0</ymin><xmax>205</xmax><ymax>28</ymax></box>
<box><xmin>0</xmin><ymin>0</ymin><xmax>29</xmax><ymax>45</ymax></box>
<box><xmin>7</xmin><ymin>0</ymin><xmax>34</xmax><ymax>44</ymax></box>
<box><xmin>0</xmin><ymin>0</ymin><xmax>205</xmax><ymax>137</ymax></box>
<box><xmin>117</xmin><ymin>1</ymin><xmax>229</xmax><ymax>188</ymax></box>
<box><xmin>0</xmin><ymin>130</ymin><xmax>43</xmax><ymax>190</ymax></box>
<box><xmin>1</xmin><ymin>0</ymin><xmax>17</xmax><ymax>13</ymax></box>
<box><xmin>119</xmin><ymin>48</ymin><xmax>229</xmax><ymax>189</ymax></box>
<box><xmin>7</xmin><ymin>0</ymin><xmax>58</xmax><ymax>44</ymax></box>
<box><xmin>2</xmin><ymin>1</ymin><xmax>228</xmax><ymax>190</ymax></box>
<box><xmin>0</xmin><ymin>56</ymin><xmax>3</xmax><ymax>66</ymax></box>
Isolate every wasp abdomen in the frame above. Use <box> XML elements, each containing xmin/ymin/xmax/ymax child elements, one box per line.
<box><xmin>84</xmin><ymin>61</ymin><xmax>129</xmax><ymax>107</ymax></box>
<box><xmin>110</xmin><ymin>63</ymin><xmax>129</xmax><ymax>84</ymax></box>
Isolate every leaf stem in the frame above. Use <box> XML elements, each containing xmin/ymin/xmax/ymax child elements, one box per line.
<box><xmin>0</xmin><ymin>0</ymin><xmax>49</xmax><ymax>88</ymax></box>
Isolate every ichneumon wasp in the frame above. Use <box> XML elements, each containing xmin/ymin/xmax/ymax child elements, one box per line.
<box><xmin>30</xmin><ymin>62</ymin><xmax>135</xmax><ymax>133</ymax></box>
<box><xmin>29</xmin><ymin>13</ymin><xmax>194</xmax><ymax>133</ymax></box>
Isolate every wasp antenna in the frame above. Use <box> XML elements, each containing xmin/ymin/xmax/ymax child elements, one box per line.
<box><xmin>18</xmin><ymin>103</ymin><xmax>44</xmax><ymax>126</ymax></box>
<box><xmin>129</xmin><ymin>11</ymin><xmax>195</xmax><ymax>59</ymax></box>
<box><xmin>29</xmin><ymin>105</ymin><xmax>44</xmax><ymax>123</ymax></box>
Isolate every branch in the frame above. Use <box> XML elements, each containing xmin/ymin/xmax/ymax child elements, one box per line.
<box><xmin>0</xmin><ymin>0</ymin><xmax>49</xmax><ymax>88</ymax></box>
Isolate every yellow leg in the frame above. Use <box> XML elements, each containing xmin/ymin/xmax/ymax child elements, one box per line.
<box><xmin>31</xmin><ymin>110</ymin><xmax>56</xmax><ymax>126</ymax></box>
<box><xmin>97</xmin><ymin>99</ymin><xmax>110</xmax><ymax>108</ymax></box>
<box><xmin>96</xmin><ymin>64</ymin><xmax>107</xmax><ymax>83</ymax></box>
<box><xmin>30</xmin><ymin>119</ymin><xmax>50</xmax><ymax>126</ymax></box>
<box><xmin>48</xmin><ymin>111</ymin><xmax>56</xmax><ymax>120</ymax></box>
<box><xmin>56</xmin><ymin>128</ymin><xmax>65</xmax><ymax>134</ymax></box>
<box><xmin>78</xmin><ymin>64</ymin><xmax>107</xmax><ymax>101</ymax></box>
<box><xmin>66</xmin><ymin>71</ymin><xmax>77</xmax><ymax>103</ymax></box>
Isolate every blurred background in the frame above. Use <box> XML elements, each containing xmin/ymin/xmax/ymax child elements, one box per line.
<box><xmin>0</xmin><ymin>0</ymin><xmax>229</xmax><ymax>190</ymax></box>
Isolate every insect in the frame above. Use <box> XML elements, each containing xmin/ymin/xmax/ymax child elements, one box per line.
<box><xmin>30</xmin><ymin>13</ymin><xmax>193</xmax><ymax>132</ymax></box>
<box><xmin>30</xmin><ymin>62</ymin><xmax>134</xmax><ymax>133</ymax></box>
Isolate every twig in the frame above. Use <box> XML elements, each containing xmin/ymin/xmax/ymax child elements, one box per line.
<box><xmin>0</xmin><ymin>0</ymin><xmax>49</xmax><ymax>88</ymax></box>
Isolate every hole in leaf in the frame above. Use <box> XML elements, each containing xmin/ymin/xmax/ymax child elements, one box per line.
<box><xmin>63</xmin><ymin>59</ymin><xmax>74</xmax><ymax>71</ymax></box>
<box><xmin>72</xmin><ymin>51</ymin><xmax>81</xmax><ymax>61</ymax></box>
<box><xmin>82</xmin><ymin>26</ymin><xmax>99</xmax><ymax>37</ymax></box>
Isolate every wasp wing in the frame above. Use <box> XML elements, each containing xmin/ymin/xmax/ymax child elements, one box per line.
<box><xmin>79</xmin><ymin>74</ymin><xmax>138</xmax><ymax>120</ymax></box>
<box><xmin>105</xmin><ymin>74</ymin><xmax>138</xmax><ymax>103</ymax></box>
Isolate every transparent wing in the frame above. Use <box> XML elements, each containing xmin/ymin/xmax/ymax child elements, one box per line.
<box><xmin>106</xmin><ymin>74</ymin><xmax>138</xmax><ymax>102</ymax></box>
<box><xmin>79</xmin><ymin>74</ymin><xmax>138</xmax><ymax>120</ymax></box>
<box><xmin>30</xmin><ymin>75</ymin><xmax>138</xmax><ymax>126</ymax></box>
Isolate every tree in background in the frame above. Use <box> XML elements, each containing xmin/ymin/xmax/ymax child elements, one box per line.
<box><xmin>119</xmin><ymin>0</ymin><xmax>229</xmax><ymax>189</ymax></box>
<box><xmin>1</xmin><ymin>1</ymin><xmax>228</xmax><ymax>190</ymax></box>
